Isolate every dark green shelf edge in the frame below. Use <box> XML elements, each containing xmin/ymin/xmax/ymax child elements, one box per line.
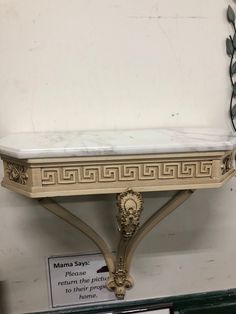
<box><xmin>33</xmin><ymin>288</ymin><xmax>236</xmax><ymax>314</ymax></box>
<box><xmin>179</xmin><ymin>302</ymin><xmax>236</xmax><ymax>314</ymax></box>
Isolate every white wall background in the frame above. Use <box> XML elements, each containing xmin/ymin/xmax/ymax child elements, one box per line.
<box><xmin>0</xmin><ymin>0</ymin><xmax>236</xmax><ymax>312</ymax></box>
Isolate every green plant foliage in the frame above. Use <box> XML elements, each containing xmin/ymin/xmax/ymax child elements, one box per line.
<box><xmin>226</xmin><ymin>38</ymin><xmax>234</xmax><ymax>55</ymax></box>
<box><xmin>227</xmin><ymin>5</ymin><xmax>235</xmax><ymax>24</ymax></box>
<box><xmin>233</xmin><ymin>83</ymin><xmax>236</xmax><ymax>96</ymax></box>
<box><xmin>231</xmin><ymin>62</ymin><xmax>236</xmax><ymax>74</ymax></box>
<box><xmin>232</xmin><ymin>105</ymin><xmax>236</xmax><ymax>118</ymax></box>
<box><xmin>233</xmin><ymin>33</ymin><xmax>236</xmax><ymax>49</ymax></box>
<box><xmin>226</xmin><ymin>4</ymin><xmax>236</xmax><ymax>131</ymax></box>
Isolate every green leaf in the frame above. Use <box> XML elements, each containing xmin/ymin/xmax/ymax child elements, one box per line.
<box><xmin>233</xmin><ymin>33</ymin><xmax>236</xmax><ymax>49</ymax></box>
<box><xmin>233</xmin><ymin>83</ymin><xmax>236</xmax><ymax>95</ymax></box>
<box><xmin>231</xmin><ymin>62</ymin><xmax>236</xmax><ymax>74</ymax></box>
<box><xmin>226</xmin><ymin>38</ymin><xmax>234</xmax><ymax>56</ymax></box>
<box><xmin>232</xmin><ymin>104</ymin><xmax>236</xmax><ymax>118</ymax></box>
<box><xmin>227</xmin><ymin>5</ymin><xmax>235</xmax><ymax>24</ymax></box>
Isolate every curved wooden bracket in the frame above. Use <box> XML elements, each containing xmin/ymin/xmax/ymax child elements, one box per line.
<box><xmin>39</xmin><ymin>198</ymin><xmax>115</xmax><ymax>274</ymax></box>
<box><xmin>39</xmin><ymin>189</ymin><xmax>194</xmax><ymax>299</ymax></box>
<box><xmin>126</xmin><ymin>189</ymin><xmax>195</xmax><ymax>270</ymax></box>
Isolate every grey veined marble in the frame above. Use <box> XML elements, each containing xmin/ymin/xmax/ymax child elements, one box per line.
<box><xmin>0</xmin><ymin>128</ymin><xmax>236</xmax><ymax>159</ymax></box>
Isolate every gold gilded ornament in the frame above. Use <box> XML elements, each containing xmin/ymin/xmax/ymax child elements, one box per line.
<box><xmin>117</xmin><ymin>189</ymin><xmax>143</xmax><ymax>239</ymax></box>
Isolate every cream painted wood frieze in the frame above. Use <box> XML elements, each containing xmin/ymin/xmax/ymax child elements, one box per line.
<box><xmin>0</xmin><ymin>128</ymin><xmax>236</xmax><ymax>299</ymax></box>
<box><xmin>0</xmin><ymin>151</ymin><xmax>235</xmax><ymax>198</ymax></box>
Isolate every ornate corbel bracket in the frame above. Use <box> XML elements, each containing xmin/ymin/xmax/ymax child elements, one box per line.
<box><xmin>39</xmin><ymin>189</ymin><xmax>194</xmax><ymax>299</ymax></box>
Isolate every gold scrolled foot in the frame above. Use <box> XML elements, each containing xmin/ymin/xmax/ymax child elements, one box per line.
<box><xmin>107</xmin><ymin>258</ymin><xmax>134</xmax><ymax>299</ymax></box>
<box><xmin>107</xmin><ymin>276</ymin><xmax>133</xmax><ymax>300</ymax></box>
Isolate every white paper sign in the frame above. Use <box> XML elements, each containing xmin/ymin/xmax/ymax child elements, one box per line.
<box><xmin>47</xmin><ymin>253</ymin><xmax>116</xmax><ymax>308</ymax></box>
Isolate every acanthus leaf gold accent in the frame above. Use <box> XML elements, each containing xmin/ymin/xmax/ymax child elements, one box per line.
<box><xmin>6</xmin><ymin>162</ymin><xmax>28</xmax><ymax>185</ymax></box>
<box><xmin>221</xmin><ymin>154</ymin><xmax>233</xmax><ymax>175</ymax></box>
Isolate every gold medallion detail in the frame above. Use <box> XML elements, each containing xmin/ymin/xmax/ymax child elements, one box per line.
<box><xmin>117</xmin><ymin>189</ymin><xmax>143</xmax><ymax>239</ymax></box>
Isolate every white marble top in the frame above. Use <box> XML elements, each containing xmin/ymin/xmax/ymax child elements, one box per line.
<box><xmin>0</xmin><ymin>128</ymin><xmax>235</xmax><ymax>159</ymax></box>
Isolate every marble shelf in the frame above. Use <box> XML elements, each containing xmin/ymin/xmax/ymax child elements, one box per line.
<box><xmin>0</xmin><ymin>128</ymin><xmax>235</xmax><ymax>159</ymax></box>
<box><xmin>0</xmin><ymin>128</ymin><xmax>235</xmax><ymax>299</ymax></box>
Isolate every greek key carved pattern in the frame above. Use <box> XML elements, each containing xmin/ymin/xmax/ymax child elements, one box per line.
<box><xmin>41</xmin><ymin>161</ymin><xmax>213</xmax><ymax>186</ymax></box>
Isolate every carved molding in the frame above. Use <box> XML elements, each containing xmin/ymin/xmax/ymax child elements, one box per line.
<box><xmin>6</xmin><ymin>162</ymin><xmax>28</xmax><ymax>185</ymax></box>
<box><xmin>1</xmin><ymin>151</ymin><xmax>235</xmax><ymax>198</ymax></box>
